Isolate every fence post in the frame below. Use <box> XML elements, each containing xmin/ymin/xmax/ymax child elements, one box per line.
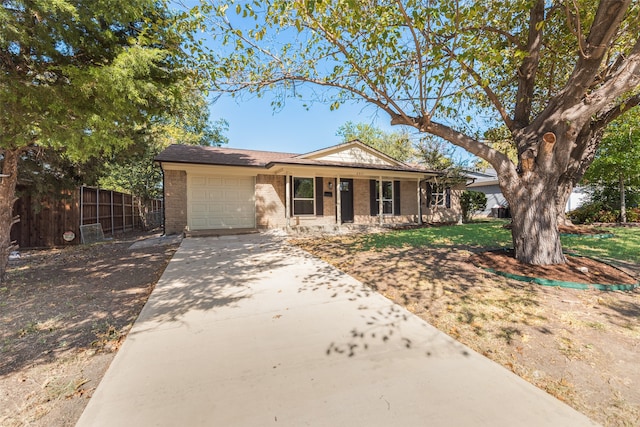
<box><xmin>110</xmin><ymin>190</ymin><xmax>114</xmax><ymax>236</ymax></box>
<box><xmin>96</xmin><ymin>187</ymin><xmax>99</xmax><ymax>228</ymax></box>
<box><xmin>80</xmin><ymin>186</ymin><xmax>84</xmax><ymax>227</ymax></box>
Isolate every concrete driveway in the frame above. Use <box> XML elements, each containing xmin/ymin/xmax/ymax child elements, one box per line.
<box><xmin>77</xmin><ymin>233</ymin><xmax>597</xmax><ymax>426</ymax></box>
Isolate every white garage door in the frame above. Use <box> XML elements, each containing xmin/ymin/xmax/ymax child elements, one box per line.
<box><xmin>188</xmin><ymin>174</ymin><xmax>255</xmax><ymax>230</ymax></box>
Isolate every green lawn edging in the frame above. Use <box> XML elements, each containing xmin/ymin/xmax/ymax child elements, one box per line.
<box><xmin>480</xmin><ymin>267</ymin><xmax>639</xmax><ymax>292</ymax></box>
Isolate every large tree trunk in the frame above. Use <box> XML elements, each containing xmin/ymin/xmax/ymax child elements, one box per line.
<box><xmin>554</xmin><ymin>177</ymin><xmax>574</xmax><ymax>226</ymax></box>
<box><xmin>0</xmin><ymin>149</ymin><xmax>20</xmax><ymax>284</ymax></box>
<box><xmin>506</xmin><ymin>178</ymin><xmax>566</xmax><ymax>265</ymax></box>
<box><xmin>553</xmin><ymin>126</ymin><xmax>604</xmax><ymax>226</ymax></box>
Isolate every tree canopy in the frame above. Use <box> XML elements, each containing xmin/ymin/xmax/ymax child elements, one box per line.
<box><xmin>189</xmin><ymin>0</ymin><xmax>640</xmax><ymax>265</ymax></box>
<box><xmin>0</xmin><ymin>0</ymin><xmax>203</xmax><ymax>280</ymax></box>
<box><xmin>584</xmin><ymin>111</ymin><xmax>640</xmax><ymax>189</ymax></box>
<box><xmin>336</xmin><ymin>121</ymin><xmax>416</xmax><ymax>162</ymax></box>
<box><xmin>583</xmin><ymin>109</ymin><xmax>640</xmax><ymax>221</ymax></box>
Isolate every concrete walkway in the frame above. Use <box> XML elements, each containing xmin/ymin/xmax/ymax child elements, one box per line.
<box><xmin>77</xmin><ymin>234</ymin><xmax>598</xmax><ymax>426</ymax></box>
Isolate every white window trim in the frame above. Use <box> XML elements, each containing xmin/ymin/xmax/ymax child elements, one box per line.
<box><xmin>430</xmin><ymin>183</ymin><xmax>446</xmax><ymax>207</ymax></box>
<box><xmin>293</xmin><ymin>176</ymin><xmax>315</xmax><ymax>216</ymax></box>
<box><xmin>376</xmin><ymin>180</ymin><xmax>394</xmax><ymax>215</ymax></box>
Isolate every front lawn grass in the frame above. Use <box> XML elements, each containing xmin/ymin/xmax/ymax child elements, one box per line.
<box><xmin>357</xmin><ymin>220</ymin><xmax>639</xmax><ymax>264</ymax></box>
<box><xmin>359</xmin><ymin>220</ymin><xmax>512</xmax><ymax>250</ymax></box>
<box><xmin>562</xmin><ymin>226</ymin><xmax>640</xmax><ymax>264</ymax></box>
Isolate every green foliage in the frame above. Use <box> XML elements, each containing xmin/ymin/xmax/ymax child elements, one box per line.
<box><xmin>568</xmin><ymin>202</ymin><xmax>639</xmax><ymax>224</ymax></box>
<box><xmin>0</xmin><ymin>0</ymin><xmax>190</xmax><ymax>159</ymax></box>
<box><xmin>585</xmin><ymin>185</ymin><xmax>640</xmax><ymax>211</ymax></box>
<box><xmin>460</xmin><ymin>191</ymin><xmax>488</xmax><ymax>222</ymax></box>
<box><xmin>582</xmin><ymin>111</ymin><xmax>640</xmax><ymax>216</ymax></box>
<box><xmin>568</xmin><ymin>203</ymin><xmax>615</xmax><ymax>224</ymax></box>
<box><xmin>192</xmin><ymin>1</ymin><xmax>638</xmax><ymax>127</ymax></box>
<box><xmin>99</xmin><ymin>116</ymin><xmax>229</xmax><ymax>201</ymax></box>
<box><xmin>186</xmin><ymin>0</ymin><xmax>640</xmax><ymax>265</ymax></box>
<box><xmin>416</xmin><ymin>137</ymin><xmax>457</xmax><ymax>171</ymax></box>
<box><xmin>1</xmin><ymin>0</ymin><xmax>224</xmax><ymax>207</ymax></box>
<box><xmin>474</xmin><ymin>126</ymin><xmax>518</xmax><ymax>170</ymax></box>
<box><xmin>584</xmin><ymin>111</ymin><xmax>640</xmax><ymax>187</ymax></box>
<box><xmin>336</xmin><ymin>121</ymin><xmax>416</xmax><ymax>162</ymax></box>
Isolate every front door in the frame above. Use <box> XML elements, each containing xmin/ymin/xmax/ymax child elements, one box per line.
<box><xmin>340</xmin><ymin>179</ymin><xmax>354</xmax><ymax>223</ymax></box>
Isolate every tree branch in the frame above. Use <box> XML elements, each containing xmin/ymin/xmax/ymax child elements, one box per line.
<box><xmin>458</xmin><ymin>26</ymin><xmax>523</xmax><ymax>49</ymax></box>
<box><xmin>439</xmin><ymin>44</ymin><xmax>514</xmax><ymax>131</ymax></box>
<box><xmin>559</xmin><ymin>0</ymin><xmax>631</xmax><ymax>105</ymax></box>
<box><xmin>513</xmin><ymin>0</ymin><xmax>545</xmax><ymax>128</ymax></box>
<box><xmin>564</xmin><ymin>40</ymin><xmax>640</xmax><ymax>122</ymax></box>
<box><xmin>594</xmin><ymin>92</ymin><xmax>640</xmax><ymax>129</ymax></box>
<box><xmin>302</xmin><ymin>11</ymin><xmax>415</xmax><ymax>127</ymax></box>
<box><xmin>390</xmin><ymin>114</ymin><xmax>519</xmax><ymax>187</ymax></box>
<box><xmin>395</xmin><ymin>0</ymin><xmax>427</xmax><ymax>115</ymax></box>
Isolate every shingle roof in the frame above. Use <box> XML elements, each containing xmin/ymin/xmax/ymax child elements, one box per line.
<box><xmin>154</xmin><ymin>144</ymin><xmax>298</xmax><ymax>167</ymax></box>
<box><xmin>266</xmin><ymin>157</ymin><xmax>436</xmax><ymax>173</ymax></box>
<box><xmin>155</xmin><ymin>144</ymin><xmax>439</xmax><ymax>175</ymax></box>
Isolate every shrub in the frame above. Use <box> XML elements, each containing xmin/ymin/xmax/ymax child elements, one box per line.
<box><xmin>625</xmin><ymin>208</ymin><xmax>640</xmax><ymax>222</ymax></box>
<box><xmin>460</xmin><ymin>191</ymin><xmax>487</xmax><ymax>222</ymax></box>
<box><xmin>569</xmin><ymin>203</ymin><xmax>640</xmax><ymax>223</ymax></box>
<box><xmin>568</xmin><ymin>202</ymin><xmax>603</xmax><ymax>224</ymax></box>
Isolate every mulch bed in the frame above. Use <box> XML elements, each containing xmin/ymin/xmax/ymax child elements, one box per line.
<box><xmin>470</xmin><ymin>249</ymin><xmax>637</xmax><ymax>285</ymax></box>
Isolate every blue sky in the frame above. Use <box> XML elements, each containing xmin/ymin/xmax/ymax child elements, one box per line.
<box><xmin>210</xmin><ymin>93</ymin><xmax>476</xmax><ymax>165</ymax></box>
<box><xmin>209</xmin><ymin>93</ymin><xmax>400</xmax><ymax>154</ymax></box>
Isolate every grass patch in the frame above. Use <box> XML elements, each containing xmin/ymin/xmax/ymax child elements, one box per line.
<box><xmin>352</xmin><ymin>220</ymin><xmax>638</xmax><ymax>265</ymax></box>
<box><xmin>358</xmin><ymin>220</ymin><xmax>512</xmax><ymax>250</ymax></box>
<box><xmin>561</xmin><ymin>226</ymin><xmax>640</xmax><ymax>264</ymax></box>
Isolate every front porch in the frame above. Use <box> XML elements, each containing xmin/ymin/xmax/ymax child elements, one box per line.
<box><xmin>256</xmin><ymin>174</ymin><xmax>462</xmax><ymax>230</ymax></box>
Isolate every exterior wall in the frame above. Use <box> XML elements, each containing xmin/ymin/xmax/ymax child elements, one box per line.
<box><xmin>165</xmin><ymin>169</ymin><xmax>463</xmax><ymax>233</ymax></box>
<box><xmin>315</xmin><ymin>147</ymin><xmax>392</xmax><ymax>165</ymax></box>
<box><xmin>164</xmin><ymin>169</ymin><xmax>187</xmax><ymax>234</ymax></box>
<box><xmin>420</xmin><ymin>183</ymin><xmax>464</xmax><ymax>223</ymax></box>
<box><xmin>354</xmin><ymin>179</ymin><xmax>421</xmax><ymax>225</ymax></box>
<box><xmin>320</xmin><ymin>177</ymin><xmax>337</xmax><ymax>223</ymax></box>
<box><xmin>353</xmin><ymin>179</ymin><xmax>371</xmax><ymax>221</ymax></box>
<box><xmin>566</xmin><ymin>186</ymin><xmax>588</xmax><ymax>212</ymax></box>
<box><xmin>256</xmin><ymin>175</ymin><xmax>339</xmax><ymax>228</ymax></box>
<box><xmin>255</xmin><ymin>174</ymin><xmax>287</xmax><ymax>228</ymax></box>
<box><xmin>400</xmin><ymin>180</ymin><xmax>419</xmax><ymax>215</ymax></box>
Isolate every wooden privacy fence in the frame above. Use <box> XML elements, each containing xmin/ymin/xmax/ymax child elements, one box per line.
<box><xmin>11</xmin><ymin>186</ymin><xmax>163</xmax><ymax>248</ymax></box>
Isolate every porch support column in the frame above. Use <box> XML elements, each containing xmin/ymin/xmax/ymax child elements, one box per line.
<box><xmin>417</xmin><ymin>178</ymin><xmax>423</xmax><ymax>225</ymax></box>
<box><xmin>336</xmin><ymin>175</ymin><xmax>341</xmax><ymax>225</ymax></box>
<box><xmin>285</xmin><ymin>174</ymin><xmax>291</xmax><ymax>227</ymax></box>
<box><xmin>378</xmin><ymin>176</ymin><xmax>383</xmax><ymax>226</ymax></box>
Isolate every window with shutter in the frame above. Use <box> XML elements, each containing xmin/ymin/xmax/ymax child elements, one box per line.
<box><xmin>429</xmin><ymin>183</ymin><xmax>446</xmax><ymax>207</ymax></box>
<box><xmin>292</xmin><ymin>177</ymin><xmax>315</xmax><ymax>215</ymax></box>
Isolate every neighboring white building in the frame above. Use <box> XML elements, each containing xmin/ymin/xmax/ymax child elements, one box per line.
<box><xmin>466</xmin><ymin>169</ymin><xmax>588</xmax><ymax>216</ymax></box>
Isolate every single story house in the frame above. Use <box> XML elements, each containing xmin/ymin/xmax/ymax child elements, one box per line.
<box><xmin>155</xmin><ymin>141</ymin><xmax>465</xmax><ymax>234</ymax></box>
<box><xmin>466</xmin><ymin>168</ymin><xmax>588</xmax><ymax>216</ymax></box>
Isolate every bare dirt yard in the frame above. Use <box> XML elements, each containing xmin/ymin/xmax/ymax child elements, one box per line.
<box><xmin>1</xmin><ymin>232</ymin><xmax>179</xmax><ymax>426</ymax></box>
<box><xmin>292</xmin><ymin>235</ymin><xmax>640</xmax><ymax>427</ymax></box>
<box><xmin>2</xmin><ymin>228</ymin><xmax>638</xmax><ymax>426</ymax></box>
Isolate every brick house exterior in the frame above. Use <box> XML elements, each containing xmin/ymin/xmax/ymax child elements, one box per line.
<box><xmin>155</xmin><ymin>141</ymin><xmax>464</xmax><ymax>234</ymax></box>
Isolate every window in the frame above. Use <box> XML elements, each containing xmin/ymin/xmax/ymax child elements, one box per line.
<box><xmin>376</xmin><ymin>181</ymin><xmax>393</xmax><ymax>214</ymax></box>
<box><xmin>429</xmin><ymin>183</ymin><xmax>446</xmax><ymax>207</ymax></box>
<box><xmin>293</xmin><ymin>177</ymin><xmax>314</xmax><ymax>215</ymax></box>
